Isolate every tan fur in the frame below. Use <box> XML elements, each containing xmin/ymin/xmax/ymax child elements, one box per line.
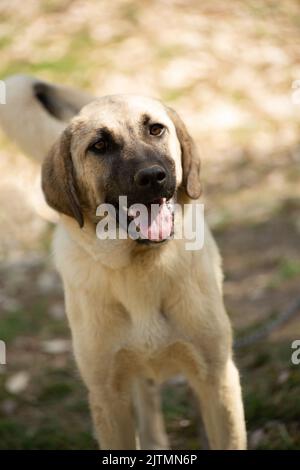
<box><xmin>0</xmin><ymin>76</ymin><xmax>246</xmax><ymax>450</ymax></box>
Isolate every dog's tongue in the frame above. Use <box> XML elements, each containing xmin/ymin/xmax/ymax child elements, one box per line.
<box><xmin>139</xmin><ymin>199</ymin><xmax>173</xmax><ymax>241</ymax></box>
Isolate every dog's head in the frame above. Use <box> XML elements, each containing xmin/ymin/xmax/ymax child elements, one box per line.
<box><xmin>42</xmin><ymin>95</ymin><xmax>201</xmax><ymax>244</ymax></box>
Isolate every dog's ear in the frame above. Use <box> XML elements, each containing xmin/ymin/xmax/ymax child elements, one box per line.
<box><xmin>41</xmin><ymin>126</ymin><xmax>84</xmax><ymax>227</ymax></box>
<box><xmin>167</xmin><ymin>107</ymin><xmax>201</xmax><ymax>199</ymax></box>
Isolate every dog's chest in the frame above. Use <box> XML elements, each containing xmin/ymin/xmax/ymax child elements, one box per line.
<box><xmin>111</xmin><ymin>269</ymin><xmax>176</xmax><ymax>353</ymax></box>
<box><xmin>128</xmin><ymin>311</ymin><xmax>171</xmax><ymax>354</ymax></box>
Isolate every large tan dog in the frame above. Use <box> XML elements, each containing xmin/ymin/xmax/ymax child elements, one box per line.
<box><xmin>0</xmin><ymin>75</ymin><xmax>246</xmax><ymax>450</ymax></box>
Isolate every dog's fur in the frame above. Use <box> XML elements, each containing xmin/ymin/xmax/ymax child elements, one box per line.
<box><xmin>0</xmin><ymin>75</ymin><xmax>246</xmax><ymax>450</ymax></box>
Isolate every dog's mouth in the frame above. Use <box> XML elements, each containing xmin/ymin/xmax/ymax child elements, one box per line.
<box><xmin>113</xmin><ymin>196</ymin><xmax>175</xmax><ymax>244</ymax></box>
<box><xmin>130</xmin><ymin>197</ymin><xmax>175</xmax><ymax>244</ymax></box>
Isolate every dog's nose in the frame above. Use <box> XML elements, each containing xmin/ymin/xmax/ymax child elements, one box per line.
<box><xmin>134</xmin><ymin>165</ymin><xmax>167</xmax><ymax>189</ymax></box>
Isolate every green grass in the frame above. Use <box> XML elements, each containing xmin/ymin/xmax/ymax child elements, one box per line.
<box><xmin>38</xmin><ymin>382</ymin><xmax>73</xmax><ymax>403</ymax></box>
<box><xmin>0</xmin><ymin>301</ymin><xmax>67</xmax><ymax>343</ymax></box>
<box><xmin>162</xmin><ymin>383</ymin><xmax>190</xmax><ymax>420</ymax></box>
<box><xmin>0</xmin><ymin>27</ymin><xmax>97</xmax><ymax>87</ymax></box>
<box><xmin>238</xmin><ymin>342</ymin><xmax>300</xmax><ymax>448</ymax></box>
<box><xmin>279</xmin><ymin>259</ymin><xmax>300</xmax><ymax>280</ymax></box>
<box><xmin>0</xmin><ymin>417</ymin><xmax>96</xmax><ymax>450</ymax></box>
<box><xmin>0</xmin><ymin>35</ymin><xmax>12</xmax><ymax>50</ymax></box>
<box><xmin>0</xmin><ymin>305</ymin><xmax>46</xmax><ymax>343</ymax></box>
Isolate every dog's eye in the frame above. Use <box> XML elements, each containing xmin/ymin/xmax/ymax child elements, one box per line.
<box><xmin>89</xmin><ymin>139</ymin><xmax>107</xmax><ymax>153</ymax></box>
<box><xmin>149</xmin><ymin>123</ymin><xmax>165</xmax><ymax>137</ymax></box>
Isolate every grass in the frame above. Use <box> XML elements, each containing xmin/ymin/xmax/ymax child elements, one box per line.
<box><xmin>237</xmin><ymin>342</ymin><xmax>300</xmax><ymax>449</ymax></box>
<box><xmin>0</xmin><ymin>305</ymin><xmax>45</xmax><ymax>343</ymax></box>
<box><xmin>0</xmin><ymin>26</ymin><xmax>98</xmax><ymax>88</ymax></box>
<box><xmin>279</xmin><ymin>259</ymin><xmax>300</xmax><ymax>280</ymax></box>
<box><xmin>0</xmin><ymin>418</ymin><xmax>96</xmax><ymax>449</ymax></box>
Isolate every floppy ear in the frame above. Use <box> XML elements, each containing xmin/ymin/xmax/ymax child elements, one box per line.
<box><xmin>167</xmin><ymin>107</ymin><xmax>201</xmax><ymax>199</ymax></box>
<box><xmin>41</xmin><ymin>126</ymin><xmax>84</xmax><ymax>227</ymax></box>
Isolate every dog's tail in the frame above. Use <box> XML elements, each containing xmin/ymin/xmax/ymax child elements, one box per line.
<box><xmin>0</xmin><ymin>74</ymin><xmax>94</xmax><ymax>160</ymax></box>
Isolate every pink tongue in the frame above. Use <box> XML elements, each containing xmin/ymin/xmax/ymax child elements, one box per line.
<box><xmin>139</xmin><ymin>200</ymin><xmax>173</xmax><ymax>241</ymax></box>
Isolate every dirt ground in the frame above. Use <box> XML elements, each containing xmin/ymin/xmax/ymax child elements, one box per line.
<box><xmin>0</xmin><ymin>0</ymin><xmax>300</xmax><ymax>449</ymax></box>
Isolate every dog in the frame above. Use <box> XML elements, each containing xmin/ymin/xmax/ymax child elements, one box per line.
<box><xmin>0</xmin><ymin>75</ymin><xmax>246</xmax><ymax>450</ymax></box>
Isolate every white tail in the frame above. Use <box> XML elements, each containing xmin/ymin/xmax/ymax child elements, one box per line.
<box><xmin>0</xmin><ymin>74</ymin><xmax>94</xmax><ymax>160</ymax></box>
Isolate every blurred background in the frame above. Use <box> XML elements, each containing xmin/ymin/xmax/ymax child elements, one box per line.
<box><xmin>0</xmin><ymin>0</ymin><xmax>300</xmax><ymax>449</ymax></box>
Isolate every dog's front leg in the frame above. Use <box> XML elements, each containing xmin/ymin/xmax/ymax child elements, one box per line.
<box><xmin>65</xmin><ymin>295</ymin><xmax>136</xmax><ymax>450</ymax></box>
<box><xmin>189</xmin><ymin>355</ymin><xmax>246</xmax><ymax>450</ymax></box>
<box><xmin>88</xmin><ymin>377</ymin><xmax>136</xmax><ymax>450</ymax></box>
<box><xmin>167</xmin><ymin>288</ymin><xmax>247</xmax><ymax>450</ymax></box>
<box><xmin>75</xmin><ymin>347</ymin><xmax>136</xmax><ymax>449</ymax></box>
